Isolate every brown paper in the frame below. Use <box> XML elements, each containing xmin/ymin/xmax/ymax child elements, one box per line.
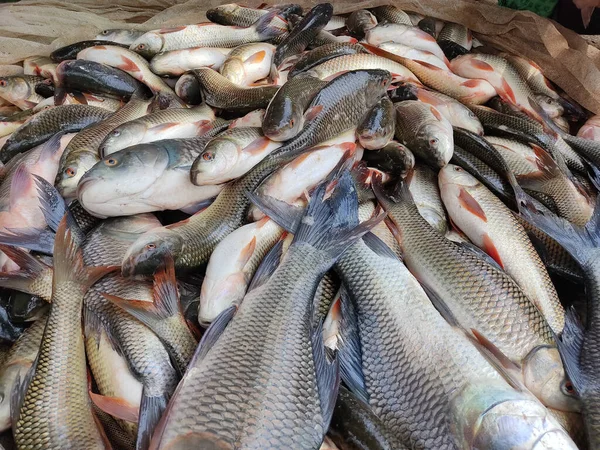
<box><xmin>0</xmin><ymin>0</ymin><xmax>599</xmax><ymax>113</ymax></box>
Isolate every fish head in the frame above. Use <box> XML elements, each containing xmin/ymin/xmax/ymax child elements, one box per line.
<box><xmin>56</xmin><ymin>152</ymin><xmax>99</xmax><ymax>200</ymax></box>
<box><xmin>130</xmin><ymin>32</ymin><xmax>163</xmax><ymax>58</ymax></box>
<box><xmin>191</xmin><ymin>139</ymin><xmax>239</xmax><ymax>184</ymax></box>
<box><xmin>220</xmin><ymin>58</ymin><xmax>246</xmax><ymax>87</ymax></box>
<box><xmin>262</xmin><ymin>97</ymin><xmax>301</xmax><ymax>142</ymax></box>
<box><xmin>439</xmin><ymin>164</ymin><xmax>480</xmax><ymax>190</ymax></box>
<box><xmin>416</xmin><ymin>121</ymin><xmax>453</xmax><ymax>168</ymax></box>
<box><xmin>121</xmin><ymin>227</ymin><xmax>183</xmax><ymax>277</ymax></box>
<box><xmin>100</xmin><ymin>122</ymin><xmax>145</xmax><ymax>156</ymax></box>
<box><xmin>522</xmin><ymin>346</ymin><xmax>581</xmax><ymax>412</ymax></box>
<box><xmin>457</xmin><ymin>108</ymin><xmax>484</xmax><ymax>135</ymax></box>
<box><xmin>534</xmin><ymin>94</ymin><xmax>564</xmax><ymax>119</ymax></box>
<box><xmin>0</xmin><ymin>76</ymin><xmax>29</xmax><ymax>103</ymax></box>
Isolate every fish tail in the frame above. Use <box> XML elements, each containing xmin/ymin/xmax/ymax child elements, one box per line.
<box><xmin>137</xmin><ymin>390</ymin><xmax>169</xmax><ymax>450</ymax></box>
<box><xmin>53</xmin><ymin>216</ymin><xmax>116</xmax><ymax>290</ymax></box>
<box><xmin>0</xmin><ymin>245</ymin><xmax>52</xmax><ymax>301</ymax></box>
<box><xmin>32</xmin><ymin>174</ymin><xmax>66</xmax><ymax>232</ymax></box>
<box><xmin>254</xmin><ymin>11</ymin><xmax>287</xmax><ymax>40</ymax></box>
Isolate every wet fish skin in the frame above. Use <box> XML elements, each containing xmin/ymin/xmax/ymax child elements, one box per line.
<box><xmin>346</xmin><ymin>9</ymin><xmax>378</xmax><ymax>39</ymax></box>
<box><xmin>96</xmin><ymin>29</ymin><xmax>145</xmax><ymax>45</ymax></box>
<box><xmin>409</xmin><ymin>164</ymin><xmax>448</xmax><ymax>234</ymax></box>
<box><xmin>175</xmin><ymin>72</ymin><xmax>201</xmax><ymax>105</ymax></box>
<box><xmin>262</xmin><ymin>74</ymin><xmax>327</xmax><ymax>141</ymax></box>
<box><xmin>437</xmin><ymin>22</ymin><xmax>472</xmax><ymax>59</ymax></box>
<box><xmin>365</xmin><ymin>23</ymin><xmax>446</xmax><ymax>61</ymax></box>
<box><xmin>289</xmin><ymin>43</ymin><xmax>369</xmax><ymax>78</ymax></box>
<box><xmin>149</xmin><ymin>47</ymin><xmax>232</xmax><ymax>77</ymax></box>
<box><xmin>50</xmin><ymin>40</ymin><xmax>128</xmax><ymax>62</ymax></box>
<box><xmin>503</xmin><ymin>54</ymin><xmax>559</xmax><ymax>100</ymax></box>
<box><xmin>369</xmin><ymin>5</ymin><xmax>412</xmax><ymax>25</ymax></box>
<box><xmin>206</xmin><ymin>3</ymin><xmax>302</xmax><ymax>27</ymax></box>
<box><xmin>361</xmin><ymin>141</ymin><xmax>415</xmax><ymax>179</ymax></box>
<box><xmin>394</xmin><ymin>100</ymin><xmax>454</xmax><ymax>168</ymax></box>
<box><xmin>0</xmin><ymin>104</ymin><xmax>112</xmax><ymax>163</ymax></box>
<box><xmin>220</xmin><ymin>43</ymin><xmax>276</xmax><ymax>86</ymax></box>
<box><xmin>0</xmin><ymin>75</ymin><xmax>45</xmax><ymax>110</ymax></box>
<box><xmin>378</xmin><ymin>42</ymin><xmax>450</xmax><ymax>71</ymax></box>
<box><xmin>357</xmin><ymin>96</ymin><xmax>394</xmax><ymax>150</ymax></box>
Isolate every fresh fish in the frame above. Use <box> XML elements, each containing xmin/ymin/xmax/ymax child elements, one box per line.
<box><xmin>228</xmin><ymin>109</ymin><xmax>264</xmax><ymax>128</ymax></box>
<box><xmin>14</xmin><ymin>219</ymin><xmax>115</xmax><ymax>449</ymax></box>
<box><xmin>288</xmin><ymin>43</ymin><xmax>369</xmax><ymax>78</ymax></box>
<box><xmin>77</xmin><ymin>45</ymin><xmax>184</xmax><ymax>107</ymax></box>
<box><xmin>306</xmin><ymin>53</ymin><xmax>420</xmax><ymax>84</ymax></box>
<box><xmin>149</xmin><ymin>47</ymin><xmax>231</xmax><ymax>77</ymax></box>
<box><xmin>121</xmin><ymin>70</ymin><xmax>391</xmax><ymax>276</ymax></box>
<box><xmin>50</xmin><ymin>40</ymin><xmax>128</xmax><ymax>62</ymax></box>
<box><xmin>198</xmin><ymin>218</ymin><xmax>283</xmax><ymax>324</ymax></box>
<box><xmin>220</xmin><ymin>43</ymin><xmax>275</xmax><ymax>86</ymax></box>
<box><xmin>324</xmin><ymin>15</ymin><xmax>345</xmax><ymax>31</ymax></box>
<box><xmin>376</xmin><ymin>179</ymin><xmax>581</xmax><ymax>413</ymax></box>
<box><xmin>378</xmin><ymin>42</ymin><xmax>450</xmax><ymax>71</ymax></box>
<box><xmin>439</xmin><ymin>164</ymin><xmax>565</xmax><ymax>333</ymax></box>
<box><xmin>95</xmin><ymin>29</ymin><xmax>145</xmax><ymax>45</ymax></box>
<box><xmin>191</xmin><ymin>127</ymin><xmax>282</xmax><ymax>185</ymax></box>
<box><xmin>536</xmin><ymin>94</ymin><xmax>564</xmax><ymax>119</ymax></box>
<box><xmin>206</xmin><ymin>3</ymin><xmax>301</xmax><ymax>27</ymax></box>
<box><xmin>192</xmin><ymin>68</ymin><xmax>279</xmax><ymax>111</ymax></box>
<box><xmin>0</xmin><ymin>65</ymin><xmax>24</xmax><ymax>77</ymax></box>
<box><xmin>0</xmin><ymin>110</ymin><xmax>33</xmax><ymax>138</ymax></box>
<box><xmin>48</xmin><ymin>92</ymin><xmax>123</xmax><ymax>112</ymax></box>
<box><xmin>486</xmin><ymin>136</ymin><xmax>593</xmax><ymax>226</ymax></box>
<box><xmin>56</xmin><ymin>59</ymin><xmax>146</xmax><ymax>100</ymax></box>
<box><xmin>578</xmin><ymin>114</ymin><xmax>600</xmax><ymax>141</ymax></box>
<box><xmin>130</xmin><ymin>12</ymin><xmax>288</xmax><ymax>58</ymax></box>
<box><xmin>273</xmin><ymin>3</ymin><xmax>333</xmax><ymax>69</ymax></box>
<box><xmin>336</xmin><ymin>226</ymin><xmax>576</xmax><ymax>448</ymax></box>
<box><xmin>357</xmin><ymin>96</ymin><xmax>394</xmax><ymax>150</ymax></box>
<box><xmin>0</xmin><ymin>314</ymin><xmax>45</xmax><ymax>431</ymax></box>
<box><xmin>56</xmin><ymin>95</ymin><xmax>151</xmax><ymax>200</ymax></box>
<box><xmin>149</xmin><ymin>171</ymin><xmax>376</xmax><ymax>449</ymax></box>
<box><xmin>503</xmin><ymin>54</ymin><xmax>559</xmax><ymax>100</ymax></box>
<box><xmin>346</xmin><ymin>10</ymin><xmax>378</xmax><ymax>39</ymax></box>
<box><xmin>361</xmin><ymin>141</ymin><xmax>415</xmax><ymax>179</ymax></box>
<box><xmin>394</xmin><ymin>100</ymin><xmax>454</xmax><ymax>168</ymax></box>
<box><xmin>174</xmin><ymin>72</ymin><xmax>201</xmax><ymax>105</ymax></box>
<box><xmin>369</xmin><ymin>5</ymin><xmax>412</xmax><ymax>25</ymax></box>
<box><xmin>408</xmin><ymin>164</ymin><xmax>448</xmax><ymax>234</ymax></box>
<box><xmin>262</xmin><ymin>74</ymin><xmax>327</xmax><ymax>141</ymax></box>
<box><xmin>0</xmin><ymin>75</ymin><xmax>45</xmax><ymax>110</ymax></box>
<box><xmin>553</xmin><ymin>115</ymin><xmax>571</xmax><ymax>134</ymax></box>
<box><xmin>78</xmin><ymin>137</ymin><xmax>224</xmax><ymax>217</ymax></box>
<box><xmin>417</xmin><ymin>16</ymin><xmax>443</xmax><ymax>38</ymax></box>
<box><xmin>437</xmin><ymin>22</ymin><xmax>472</xmax><ymax>59</ymax></box>
<box><xmin>365</xmin><ymin>44</ymin><xmax>497</xmax><ymax>104</ymax></box>
<box><xmin>99</xmin><ymin>103</ymin><xmax>216</xmax><ymax>156</ymax></box>
<box><xmin>365</xmin><ymin>23</ymin><xmax>447</xmax><ymax>61</ymax></box>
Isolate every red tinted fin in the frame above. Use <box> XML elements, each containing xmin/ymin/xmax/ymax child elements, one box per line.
<box><xmin>304</xmin><ymin>104</ymin><xmax>324</xmax><ymax>122</ymax></box>
<box><xmin>458</xmin><ymin>187</ymin><xmax>487</xmax><ymax>222</ymax></box>
<box><xmin>500</xmin><ymin>78</ymin><xmax>517</xmax><ymax>104</ymax></box>
<box><xmin>90</xmin><ymin>392</ymin><xmax>140</xmax><ymax>423</ymax></box>
<box><xmin>482</xmin><ymin>233</ymin><xmax>504</xmax><ymax>268</ymax></box>
<box><xmin>470</xmin><ymin>59</ymin><xmax>495</xmax><ymax>72</ymax></box>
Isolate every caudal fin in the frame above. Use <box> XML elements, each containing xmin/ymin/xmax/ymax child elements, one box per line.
<box><xmin>0</xmin><ymin>245</ymin><xmax>53</xmax><ymax>302</ymax></box>
<box><xmin>255</xmin><ymin>11</ymin><xmax>288</xmax><ymax>40</ymax></box>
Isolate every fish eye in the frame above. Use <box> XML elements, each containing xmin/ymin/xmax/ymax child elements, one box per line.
<box><xmin>561</xmin><ymin>380</ymin><xmax>576</xmax><ymax>395</ymax></box>
<box><xmin>202</xmin><ymin>152</ymin><xmax>214</xmax><ymax>162</ymax></box>
<box><xmin>453</xmin><ymin>166</ymin><xmax>462</xmax><ymax>172</ymax></box>
<box><xmin>429</xmin><ymin>138</ymin><xmax>438</xmax><ymax>146</ymax></box>
<box><xmin>65</xmin><ymin>167</ymin><xmax>76</xmax><ymax>177</ymax></box>
<box><xmin>289</xmin><ymin>118</ymin><xmax>295</xmax><ymax>127</ymax></box>
<box><xmin>101</xmin><ymin>30</ymin><xmax>110</xmax><ymax>35</ymax></box>
<box><xmin>145</xmin><ymin>243</ymin><xmax>156</xmax><ymax>250</ymax></box>
<box><xmin>105</xmin><ymin>158</ymin><xmax>118</xmax><ymax>166</ymax></box>
<box><xmin>0</xmin><ymin>80</ymin><xmax>6</xmax><ymax>87</ymax></box>
<box><xmin>137</xmin><ymin>44</ymin><xmax>146</xmax><ymax>50</ymax></box>
<box><xmin>112</xmin><ymin>130</ymin><xmax>121</xmax><ymax>137</ymax></box>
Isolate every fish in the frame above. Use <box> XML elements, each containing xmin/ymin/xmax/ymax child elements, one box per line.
<box><xmin>99</xmin><ymin>103</ymin><xmax>216</xmax><ymax>156</ymax></box>
<box><xmin>408</xmin><ymin>164</ymin><xmax>448</xmax><ymax>234</ymax></box>
<box><xmin>365</xmin><ymin>23</ymin><xmax>447</xmax><ymax>61</ymax></box>
<box><xmin>56</xmin><ymin>95</ymin><xmax>151</xmax><ymax>200</ymax></box>
<box><xmin>486</xmin><ymin>136</ymin><xmax>594</xmax><ymax>226</ymax></box>
<box><xmin>95</xmin><ymin>29</ymin><xmax>146</xmax><ymax>45</ymax></box>
<box><xmin>345</xmin><ymin>10</ymin><xmax>378</xmax><ymax>39</ymax></box>
<box><xmin>375</xmin><ymin>179</ymin><xmax>581</xmax><ymax>413</ymax></box>
<box><xmin>56</xmin><ymin>59</ymin><xmax>146</xmax><ymax>100</ymax></box>
<box><xmin>130</xmin><ymin>12</ymin><xmax>288</xmax><ymax>58</ymax></box>
<box><xmin>191</xmin><ymin>127</ymin><xmax>282</xmax><ymax>185</ymax></box>
<box><xmin>578</xmin><ymin>114</ymin><xmax>600</xmax><ymax>141</ymax></box>
<box><xmin>272</xmin><ymin>3</ymin><xmax>333</xmax><ymax>69</ymax></box>
<box><xmin>149</xmin><ymin>47</ymin><xmax>232</xmax><ymax>77</ymax></box>
<box><xmin>220</xmin><ymin>42</ymin><xmax>276</xmax><ymax>86</ymax></box>
<box><xmin>149</xmin><ymin>171</ymin><xmax>377</xmax><ymax>449</ymax></box>
<box><xmin>0</xmin><ymin>65</ymin><xmax>24</xmax><ymax>77</ymax></box>
<box><xmin>336</xmin><ymin>225</ymin><xmax>576</xmax><ymax>448</ymax></box>
<box><xmin>361</xmin><ymin>141</ymin><xmax>415</xmax><ymax>180</ymax></box>
<box><xmin>364</xmin><ymin>44</ymin><xmax>497</xmax><ymax>104</ymax></box>
<box><xmin>198</xmin><ymin>217</ymin><xmax>283</xmax><ymax>324</ymax></box>
<box><xmin>357</xmin><ymin>96</ymin><xmax>394</xmax><ymax>150</ymax></box>
<box><xmin>305</xmin><ymin>53</ymin><xmax>421</xmax><ymax>84</ymax></box>
<box><xmin>77</xmin><ymin>45</ymin><xmax>184</xmax><ymax>107</ymax></box>
<box><xmin>378</xmin><ymin>42</ymin><xmax>450</xmax><ymax>71</ymax></box>
<box><xmin>206</xmin><ymin>3</ymin><xmax>302</xmax><ymax>27</ymax></box>
<box><xmin>439</xmin><ymin>164</ymin><xmax>565</xmax><ymax>333</ymax></box>
<box><xmin>536</xmin><ymin>94</ymin><xmax>564</xmax><ymax>119</ymax></box>
<box><xmin>192</xmin><ymin>68</ymin><xmax>279</xmax><ymax>112</ymax></box>
<box><xmin>503</xmin><ymin>54</ymin><xmax>560</xmax><ymax>100</ymax></box>
<box><xmin>47</xmin><ymin>92</ymin><xmax>123</xmax><ymax>112</ymax></box>
<box><xmin>0</xmin><ymin>75</ymin><xmax>45</xmax><ymax>110</ymax></box>
<box><xmin>50</xmin><ymin>40</ymin><xmax>129</xmax><ymax>62</ymax></box>
<box><xmin>228</xmin><ymin>109</ymin><xmax>264</xmax><ymax>128</ymax></box>
<box><xmin>437</xmin><ymin>22</ymin><xmax>472</xmax><ymax>59</ymax></box>
<box><xmin>13</xmin><ymin>218</ymin><xmax>116</xmax><ymax>449</ymax></box>
<box><xmin>0</xmin><ymin>313</ymin><xmax>45</xmax><ymax>432</ymax></box>
<box><xmin>0</xmin><ymin>109</ymin><xmax>33</xmax><ymax>138</ymax></box>
<box><xmin>288</xmin><ymin>43</ymin><xmax>369</xmax><ymax>78</ymax></box>
<box><xmin>553</xmin><ymin>115</ymin><xmax>571</xmax><ymax>134</ymax></box>
<box><xmin>369</xmin><ymin>5</ymin><xmax>412</xmax><ymax>25</ymax></box>
<box><xmin>262</xmin><ymin>74</ymin><xmax>328</xmax><ymax>141</ymax></box>
<box><xmin>394</xmin><ymin>100</ymin><xmax>454</xmax><ymax>168</ymax></box>
<box><xmin>78</xmin><ymin>137</ymin><xmax>224</xmax><ymax>218</ymax></box>
<box><xmin>174</xmin><ymin>72</ymin><xmax>201</xmax><ymax>105</ymax></box>
<box><xmin>121</xmin><ymin>70</ymin><xmax>391</xmax><ymax>276</ymax></box>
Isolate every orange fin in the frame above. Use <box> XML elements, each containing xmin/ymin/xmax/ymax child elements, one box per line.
<box><xmin>150</xmin><ymin>122</ymin><xmax>180</xmax><ymax>133</ymax></box>
<box><xmin>243</xmin><ymin>137</ymin><xmax>272</xmax><ymax>156</ymax></box>
<box><xmin>119</xmin><ymin>56</ymin><xmax>140</xmax><ymax>73</ymax></box>
<box><xmin>245</xmin><ymin>50</ymin><xmax>267</xmax><ymax>65</ymax></box>
<box><xmin>470</xmin><ymin>59</ymin><xmax>495</xmax><ymax>72</ymax></box>
<box><xmin>429</xmin><ymin>106</ymin><xmax>443</xmax><ymax>121</ymax></box>
<box><xmin>159</xmin><ymin>25</ymin><xmax>187</xmax><ymax>34</ymax></box>
<box><xmin>238</xmin><ymin>236</ymin><xmax>257</xmax><ymax>266</ymax></box>
<box><xmin>415</xmin><ymin>60</ymin><xmax>443</xmax><ymax>71</ymax></box>
<box><xmin>482</xmin><ymin>233</ymin><xmax>504</xmax><ymax>268</ymax></box>
<box><xmin>461</xmin><ymin>79</ymin><xmax>483</xmax><ymax>88</ymax></box>
<box><xmin>90</xmin><ymin>392</ymin><xmax>140</xmax><ymax>423</ymax></box>
<box><xmin>458</xmin><ymin>187</ymin><xmax>487</xmax><ymax>222</ymax></box>
<box><xmin>500</xmin><ymin>78</ymin><xmax>517</xmax><ymax>104</ymax></box>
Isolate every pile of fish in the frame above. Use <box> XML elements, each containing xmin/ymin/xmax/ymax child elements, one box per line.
<box><xmin>0</xmin><ymin>2</ymin><xmax>600</xmax><ymax>449</ymax></box>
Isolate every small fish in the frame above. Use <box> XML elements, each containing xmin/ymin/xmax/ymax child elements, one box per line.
<box><xmin>220</xmin><ymin>42</ymin><xmax>276</xmax><ymax>86</ymax></box>
<box><xmin>0</xmin><ymin>75</ymin><xmax>45</xmax><ymax>110</ymax></box>
<box><xmin>357</xmin><ymin>96</ymin><xmax>395</xmax><ymax>150</ymax></box>
<box><xmin>365</xmin><ymin>23</ymin><xmax>447</xmax><ymax>61</ymax></box>
<box><xmin>95</xmin><ymin>28</ymin><xmax>145</xmax><ymax>45</ymax></box>
<box><xmin>536</xmin><ymin>94</ymin><xmax>564</xmax><ymax>119</ymax></box>
<box><xmin>346</xmin><ymin>10</ymin><xmax>378</xmax><ymax>39</ymax></box>
<box><xmin>394</xmin><ymin>100</ymin><xmax>454</xmax><ymax>168</ymax></box>
<box><xmin>149</xmin><ymin>47</ymin><xmax>232</xmax><ymax>77</ymax></box>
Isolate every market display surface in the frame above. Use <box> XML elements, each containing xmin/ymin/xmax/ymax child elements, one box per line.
<box><xmin>0</xmin><ymin>2</ymin><xmax>598</xmax><ymax>449</ymax></box>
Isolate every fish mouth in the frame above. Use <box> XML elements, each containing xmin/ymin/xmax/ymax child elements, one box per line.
<box><xmin>121</xmin><ymin>258</ymin><xmax>134</xmax><ymax>277</ymax></box>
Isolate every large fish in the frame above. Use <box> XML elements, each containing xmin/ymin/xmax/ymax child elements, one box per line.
<box><xmin>439</xmin><ymin>164</ymin><xmax>565</xmax><ymax>333</ymax></box>
<box><xmin>375</xmin><ymin>179</ymin><xmax>581</xmax><ymax>413</ymax></box>
<box><xmin>0</xmin><ymin>75</ymin><xmax>44</xmax><ymax>110</ymax></box>
<box><xmin>150</xmin><ymin>47</ymin><xmax>232</xmax><ymax>77</ymax></box>
<box><xmin>121</xmin><ymin>70</ymin><xmax>391</xmax><ymax>276</ymax></box>
<box><xmin>78</xmin><ymin>137</ymin><xmax>224</xmax><ymax>217</ymax></box>
<box><xmin>219</xmin><ymin>43</ymin><xmax>275</xmax><ymax>86</ymax></box>
<box><xmin>365</xmin><ymin>23</ymin><xmax>446</xmax><ymax>60</ymax></box>
<box><xmin>14</xmin><ymin>218</ymin><xmax>116</xmax><ymax>449</ymax></box>
<box><xmin>288</xmin><ymin>43</ymin><xmax>368</xmax><ymax>78</ymax></box>
<box><xmin>130</xmin><ymin>12</ymin><xmax>288</xmax><ymax>58</ymax></box>
<box><xmin>149</xmin><ymin>171</ymin><xmax>377</xmax><ymax>449</ymax></box>
<box><xmin>206</xmin><ymin>3</ymin><xmax>301</xmax><ymax>27</ymax></box>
